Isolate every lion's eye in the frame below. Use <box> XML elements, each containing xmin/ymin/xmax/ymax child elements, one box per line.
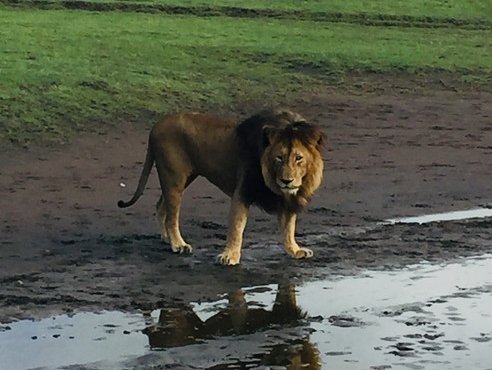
<box><xmin>275</xmin><ymin>156</ymin><xmax>283</xmax><ymax>162</ymax></box>
<box><xmin>295</xmin><ymin>155</ymin><xmax>303</xmax><ymax>161</ymax></box>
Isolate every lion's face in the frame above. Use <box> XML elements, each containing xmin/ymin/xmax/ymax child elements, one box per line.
<box><xmin>266</xmin><ymin>139</ymin><xmax>312</xmax><ymax>195</ymax></box>
<box><xmin>260</xmin><ymin>123</ymin><xmax>324</xmax><ymax>200</ymax></box>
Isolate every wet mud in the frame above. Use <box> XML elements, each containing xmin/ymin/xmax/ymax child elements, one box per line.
<box><xmin>1</xmin><ymin>88</ymin><xmax>492</xmax><ymax>368</ymax></box>
<box><xmin>2</xmin><ymin>256</ymin><xmax>491</xmax><ymax>369</ymax></box>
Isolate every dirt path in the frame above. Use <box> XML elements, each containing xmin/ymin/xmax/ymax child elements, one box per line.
<box><xmin>1</xmin><ymin>88</ymin><xmax>491</xmax><ymax>323</ymax></box>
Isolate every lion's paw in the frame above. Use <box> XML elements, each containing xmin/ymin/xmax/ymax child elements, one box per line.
<box><xmin>294</xmin><ymin>247</ymin><xmax>313</xmax><ymax>259</ymax></box>
<box><xmin>216</xmin><ymin>250</ymin><xmax>241</xmax><ymax>266</ymax></box>
<box><xmin>171</xmin><ymin>243</ymin><xmax>193</xmax><ymax>254</ymax></box>
<box><xmin>160</xmin><ymin>234</ymin><xmax>170</xmax><ymax>244</ymax></box>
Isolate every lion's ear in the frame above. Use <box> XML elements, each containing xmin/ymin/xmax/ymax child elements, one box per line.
<box><xmin>262</xmin><ymin>125</ymin><xmax>277</xmax><ymax>148</ymax></box>
<box><xmin>293</xmin><ymin>122</ymin><xmax>325</xmax><ymax>150</ymax></box>
<box><xmin>315</xmin><ymin>130</ymin><xmax>326</xmax><ymax>150</ymax></box>
<box><xmin>304</xmin><ymin>125</ymin><xmax>325</xmax><ymax>150</ymax></box>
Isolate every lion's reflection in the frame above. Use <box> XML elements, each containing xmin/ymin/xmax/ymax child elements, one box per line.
<box><xmin>143</xmin><ymin>284</ymin><xmax>321</xmax><ymax>369</ymax></box>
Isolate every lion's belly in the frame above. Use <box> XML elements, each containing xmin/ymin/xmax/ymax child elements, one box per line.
<box><xmin>184</xmin><ymin>125</ymin><xmax>240</xmax><ymax>197</ymax></box>
<box><xmin>201</xmin><ymin>169</ymin><xmax>237</xmax><ymax>197</ymax></box>
<box><xmin>192</xmin><ymin>142</ymin><xmax>239</xmax><ymax>197</ymax></box>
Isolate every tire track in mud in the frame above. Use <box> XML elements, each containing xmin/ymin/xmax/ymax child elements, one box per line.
<box><xmin>2</xmin><ymin>0</ymin><xmax>491</xmax><ymax>30</ymax></box>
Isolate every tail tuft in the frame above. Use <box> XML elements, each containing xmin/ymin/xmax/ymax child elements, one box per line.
<box><xmin>117</xmin><ymin>200</ymin><xmax>126</xmax><ymax>208</ymax></box>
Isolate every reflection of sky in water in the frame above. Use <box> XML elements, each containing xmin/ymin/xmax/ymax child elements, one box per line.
<box><xmin>298</xmin><ymin>255</ymin><xmax>492</xmax><ymax>311</ymax></box>
<box><xmin>0</xmin><ymin>311</ymin><xmax>147</xmax><ymax>370</ymax></box>
<box><xmin>297</xmin><ymin>254</ymin><xmax>492</xmax><ymax>369</ymax></box>
<box><xmin>189</xmin><ymin>285</ymin><xmax>277</xmax><ymax>322</ymax></box>
<box><xmin>384</xmin><ymin>207</ymin><xmax>492</xmax><ymax>224</ymax></box>
<box><xmin>0</xmin><ymin>255</ymin><xmax>491</xmax><ymax>370</ymax></box>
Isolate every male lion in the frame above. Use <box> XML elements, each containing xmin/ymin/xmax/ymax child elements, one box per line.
<box><xmin>118</xmin><ymin>109</ymin><xmax>325</xmax><ymax>265</ymax></box>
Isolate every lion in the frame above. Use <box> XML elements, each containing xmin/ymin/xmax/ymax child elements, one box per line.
<box><xmin>118</xmin><ymin>109</ymin><xmax>325</xmax><ymax>265</ymax></box>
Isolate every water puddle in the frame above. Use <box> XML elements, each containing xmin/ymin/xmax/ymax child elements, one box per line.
<box><xmin>0</xmin><ymin>311</ymin><xmax>148</xmax><ymax>370</ymax></box>
<box><xmin>298</xmin><ymin>255</ymin><xmax>492</xmax><ymax>370</ymax></box>
<box><xmin>1</xmin><ymin>255</ymin><xmax>491</xmax><ymax>369</ymax></box>
<box><xmin>384</xmin><ymin>207</ymin><xmax>492</xmax><ymax>224</ymax></box>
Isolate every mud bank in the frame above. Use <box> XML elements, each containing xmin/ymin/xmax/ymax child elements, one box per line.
<box><xmin>1</xmin><ymin>254</ymin><xmax>491</xmax><ymax>369</ymax></box>
<box><xmin>1</xmin><ymin>88</ymin><xmax>491</xmax><ymax>368</ymax></box>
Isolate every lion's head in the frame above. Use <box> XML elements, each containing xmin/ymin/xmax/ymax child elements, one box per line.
<box><xmin>259</xmin><ymin>111</ymin><xmax>325</xmax><ymax>208</ymax></box>
<box><xmin>237</xmin><ymin>109</ymin><xmax>325</xmax><ymax>213</ymax></box>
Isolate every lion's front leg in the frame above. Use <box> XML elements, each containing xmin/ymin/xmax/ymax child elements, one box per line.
<box><xmin>217</xmin><ymin>192</ymin><xmax>249</xmax><ymax>266</ymax></box>
<box><xmin>279</xmin><ymin>212</ymin><xmax>313</xmax><ymax>259</ymax></box>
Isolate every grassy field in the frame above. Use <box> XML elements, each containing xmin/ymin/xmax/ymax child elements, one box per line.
<box><xmin>0</xmin><ymin>1</ymin><xmax>491</xmax><ymax>145</ymax></box>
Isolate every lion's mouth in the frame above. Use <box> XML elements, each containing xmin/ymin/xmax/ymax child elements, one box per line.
<box><xmin>280</xmin><ymin>186</ymin><xmax>299</xmax><ymax>195</ymax></box>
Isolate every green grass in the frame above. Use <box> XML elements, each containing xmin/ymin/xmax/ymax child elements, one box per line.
<box><xmin>0</xmin><ymin>6</ymin><xmax>491</xmax><ymax>145</ymax></box>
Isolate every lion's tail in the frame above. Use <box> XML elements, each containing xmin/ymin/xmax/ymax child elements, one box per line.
<box><xmin>117</xmin><ymin>137</ymin><xmax>154</xmax><ymax>208</ymax></box>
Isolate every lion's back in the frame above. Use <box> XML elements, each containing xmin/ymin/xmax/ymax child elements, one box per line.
<box><xmin>150</xmin><ymin>112</ymin><xmax>240</xmax><ymax>195</ymax></box>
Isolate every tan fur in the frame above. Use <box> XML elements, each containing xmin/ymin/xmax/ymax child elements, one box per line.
<box><xmin>118</xmin><ymin>110</ymin><xmax>324</xmax><ymax>265</ymax></box>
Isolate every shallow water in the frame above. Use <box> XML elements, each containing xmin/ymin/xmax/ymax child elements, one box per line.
<box><xmin>384</xmin><ymin>207</ymin><xmax>492</xmax><ymax>224</ymax></box>
<box><xmin>1</xmin><ymin>255</ymin><xmax>491</xmax><ymax>369</ymax></box>
<box><xmin>0</xmin><ymin>311</ymin><xmax>148</xmax><ymax>370</ymax></box>
<box><xmin>298</xmin><ymin>255</ymin><xmax>492</xmax><ymax>369</ymax></box>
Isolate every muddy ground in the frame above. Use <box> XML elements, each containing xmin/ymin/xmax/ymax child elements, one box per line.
<box><xmin>1</xmin><ymin>84</ymin><xmax>491</xmax><ymax>368</ymax></box>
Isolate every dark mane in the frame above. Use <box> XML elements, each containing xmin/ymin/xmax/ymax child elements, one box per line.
<box><xmin>235</xmin><ymin>109</ymin><xmax>321</xmax><ymax>214</ymax></box>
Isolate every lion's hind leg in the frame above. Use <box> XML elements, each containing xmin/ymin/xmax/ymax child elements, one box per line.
<box><xmin>162</xmin><ymin>187</ymin><xmax>193</xmax><ymax>253</ymax></box>
<box><xmin>155</xmin><ymin>195</ymin><xmax>169</xmax><ymax>243</ymax></box>
<box><xmin>158</xmin><ymin>172</ymin><xmax>197</xmax><ymax>255</ymax></box>
<box><xmin>162</xmin><ymin>186</ymin><xmax>192</xmax><ymax>254</ymax></box>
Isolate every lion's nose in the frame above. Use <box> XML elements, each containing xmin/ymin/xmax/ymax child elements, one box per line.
<box><xmin>280</xmin><ymin>178</ymin><xmax>294</xmax><ymax>186</ymax></box>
